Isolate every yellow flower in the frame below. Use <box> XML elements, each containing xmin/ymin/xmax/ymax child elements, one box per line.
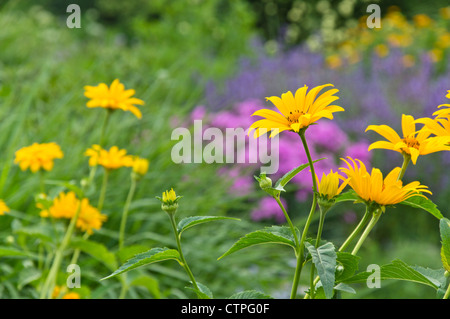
<box><xmin>51</xmin><ymin>286</ymin><xmax>81</xmax><ymax>299</ymax></box>
<box><xmin>84</xmin><ymin>79</ymin><xmax>144</xmax><ymax>119</ymax></box>
<box><xmin>339</xmin><ymin>157</ymin><xmax>431</xmax><ymax>209</ymax></box>
<box><xmin>249</xmin><ymin>84</ymin><xmax>344</xmax><ymax>138</ymax></box>
<box><xmin>132</xmin><ymin>157</ymin><xmax>149</xmax><ymax>176</ymax></box>
<box><xmin>429</xmin><ymin>48</ymin><xmax>443</xmax><ymax>63</ymax></box>
<box><xmin>162</xmin><ymin>188</ymin><xmax>177</xmax><ymax>203</ymax></box>
<box><xmin>415</xmin><ymin>116</ymin><xmax>450</xmax><ymax>142</ymax></box>
<box><xmin>365</xmin><ymin>114</ymin><xmax>450</xmax><ymax>164</ymax></box>
<box><xmin>402</xmin><ymin>54</ymin><xmax>415</xmax><ymax>68</ymax></box>
<box><xmin>440</xmin><ymin>7</ymin><xmax>450</xmax><ymax>20</ymax></box>
<box><xmin>374</xmin><ymin>44</ymin><xmax>389</xmax><ymax>58</ymax></box>
<box><xmin>413</xmin><ymin>14</ymin><xmax>433</xmax><ymax>28</ymax></box>
<box><xmin>40</xmin><ymin>192</ymin><xmax>107</xmax><ymax>235</ymax></box>
<box><xmin>62</xmin><ymin>292</ymin><xmax>81</xmax><ymax>299</ymax></box>
<box><xmin>0</xmin><ymin>200</ymin><xmax>10</xmax><ymax>215</ymax></box>
<box><xmin>315</xmin><ymin>170</ymin><xmax>348</xmax><ymax>200</ymax></box>
<box><xmin>325</xmin><ymin>55</ymin><xmax>343</xmax><ymax>69</ymax></box>
<box><xmin>85</xmin><ymin>145</ymin><xmax>134</xmax><ymax>170</ymax></box>
<box><xmin>14</xmin><ymin>142</ymin><xmax>63</xmax><ymax>173</ymax></box>
<box><xmin>431</xmin><ymin>91</ymin><xmax>450</xmax><ymax>118</ymax></box>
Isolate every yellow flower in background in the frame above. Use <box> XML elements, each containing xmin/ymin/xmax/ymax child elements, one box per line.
<box><xmin>374</xmin><ymin>44</ymin><xmax>389</xmax><ymax>58</ymax></box>
<box><xmin>85</xmin><ymin>145</ymin><xmax>134</xmax><ymax>170</ymax></box>
<box><xmin>415</xmin><ymin>116</ymin><xmax>450</xmax><ymax>142</ymax></box>
<box><xmin>40</xmin><ymin>191</ymin><xmax>107</xmax><ymax>235</ymax></box>
<box><xmin>84</xmin><ymin>79</ymin><xmax>144</xmax><ymax>119</ymax></box>
<box><xmin>62</xmin><ymin>292</ymin><xmax>81</xmax><ymax>299</ymax></box>
<box><xmin>339</xmin><ymin>157</ymin><xmax>431</xmax><ymax>209</ymax></box>
<box><xmin>315</xmin><ymin>170</ymin><xmax>348</xmax><ymax>200</ymax></box>
<box><xmin>249</xmin><ymin>84</ymin><xmax>344</xmax><ymax>138</ymax></box>
<box><xmin>365</xmin><ymin>114</ymin><xmax>450</xmax><ymax>164</ymax></box>
<box><xmin>432</xmin><ymin>91</ymin><xmax>450</xmax><ymax>118</ymax></box>
<box><xmin>325</xmin><ymin>55</ymin><xmax>343</xmax><ymax>69</ymax></box>
<box><xmin>132</xmin><ymin>157</ymin><xmax>149</xmax><ymax>176</ymax></box>
<box><xmin>402</xmin><ymin>54</ymin><xmax>415</xmax><ymax>68</ymax></box>
<box><xmin>14</xmin><ymin>142</ymin><xmax>63</xmax><ymax>173</ymax></box>
<box><xmin>51</xmin><ymin>286</ymin><xmax>81</xmax><ymax>299</ymax></box>
<box><xmin>0</xmin><ymin>200</ymin><xmax>10</xmax><ymax>215</ymax></box>
<box><xmin>413</xmin><ymin>14</ymin><xmax>433</xmax><ymax>28</ymax></box>
<box><xmin>429</xmin><ymin>48</ymin><xmax>443</xmax><ymax>63</ymax></box>
<box><xmin>440</xmin><ymin>7</ymin><xmax>450</xmax><ymax>20</ymax></box>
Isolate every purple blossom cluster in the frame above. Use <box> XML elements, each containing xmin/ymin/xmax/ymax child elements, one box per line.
<box><xmin>190</xmin><ymin>41</ymin><xmax>450</xmax><ymax>222</ymax></box>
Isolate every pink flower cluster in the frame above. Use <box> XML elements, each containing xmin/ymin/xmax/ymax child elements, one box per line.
<box><xmin>188</xmin><ymin>99</ymin><xmax>372</xmax><ymax>223</ymax></box>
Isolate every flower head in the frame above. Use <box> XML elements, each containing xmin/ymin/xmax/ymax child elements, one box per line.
<box><xmin>14</xmin><ymin>142</ymin><xmax>63</xmax><ymax>173</ymax></box>
<box><xmin>316</xmin><ymin>170</ymin><xmax>348</xmax><ymax>201</ymax></box>
<box><xmin>132</xmin><ymin>157</ymin><xmax>149</xmax><ymax>176</ymax></box>
<box><xmin>85</xmin><ymin>145</ymin><xmax>134</xmax><ymax>170</ymax></box>
<box><xmin>339</xmin><ymin>157</ymin><xmax>431</xmax><ymax>211</ymax></box>
<box><xmin>157</xmin><ymin>188</ymin><xmax>181</xmax><ymax>215</ymax></box>
<box><xmin>52</xmin><ymin>286</ymin><xmax>81</xmax><ymax>299</ymax></box>
<box><xmin>249</xmin><ymin>84</ymin><xmax>344</xmax><ymax>138</ymax></box>
<box><xmin>365</xmin><ymin>114</ymin><xmax>450</xmax><ymax>164</ymax></box>
<box><xmin>0</xmin><ymin>200</ymin><xmax>10</xmax><ymax>215</ymax></box>
<box><xmin>415</xmin><ymin>116</ymin><xmax>450</xmax><ymax>143</ymax></box>
<box><xmin>84</xmin><ymin>79</ymin><xmax>144</xmax><ymax>119</ymax></box>
<box><xmin>40</xmin><ymin>191</ymin><xmax>107</xmax><ymax>235</ymax></box>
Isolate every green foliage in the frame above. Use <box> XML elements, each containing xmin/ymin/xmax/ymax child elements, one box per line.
<box><xmin>177</xmin><ymin>216</ymin><xmax>240</xmax><ymax>237</ymax></box>
<box><xmin>399</xmin><ymin>196</ymin><xmax>443</xmax><ymax>220</ymax></box>
<box><xmin>305</xmin><ymin>242</ymin><xmax>337</xmax><ymax>299</ymax></box>
<box><xmin>439</xmin><ymin>218</ymin><xmax>450</xmax><ymax>272</ymax></box>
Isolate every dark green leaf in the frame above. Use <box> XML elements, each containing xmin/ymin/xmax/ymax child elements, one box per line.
<box><xmin>185</xmin><ymin>281</ymin><xmax>213</xmax><ymax>299</ymax></box>
<box><xmin>335</xmin><ymin>252</ymin><xmax>360</xmax><ymax>282</ymax></box>
<box><xmin>274</xmin><ymin>158</ymin><xmax>325</xmax><ymax>191</ymax></box>
<box><xmin>177</xmin><ymin>216</ymin><xmax>240</xmax><ymax>236</ymax></box>
<box><xmin>228</xmin><ymin>290</ymin><xmax>273</xmax><ymax>299</ymax></box>
<box><xmin>440</xmin><ymin>218</ymin><xmax>450</xmax><ymax>272</ymax></box>
<box><xmin>70</xmin><ymin>238</ymin><xmax>117</xmax><ymax>271</ymax></box>
<box><xmin>399</xmin><ymin>196</ymin><xmax>443</xmax><ymax>219</ymax></box>
<box><xmin>305</xmin><ymin>242</ymin><xmax>337</xmax><ymax>299</ymax></box>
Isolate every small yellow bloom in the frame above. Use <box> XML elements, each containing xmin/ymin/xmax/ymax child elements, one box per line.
<box><xmin>374</xmin><ymin>44</ymin><xmax>389</xmax><ymax>58</ymax></box>
<box><xmin>132</xmin><ymin>157</ymin><xmax>149</xmax><ymax>176</ymax></box>
<box><xmin>85</xmin><ymin>145</ymin><xmax>134</xmax><ymax>170</ymax></box>
<box><xmin>62</xmin><ymin>292</ymin><xmax>81</xmax><ymax>299</ymax></box>
<box><xmin>413</xmin><ymin>14</ymin><xmax>433</xmax><ymax>28</ymax></box>
<box><xmin>339</xmin><ymin>157</ymin><xmax>431</xmax><ymax>208</ymax></box>
<box><xmin>316</xmin><ymin>170</ymin><xmax>348</xmax><ymax>200</ymax></box>
<box><xmin>84</xmin><ymin>79</ymin><xmax>144</xmax><ymax>119</ymax></box>
<box><xmin>162</xmin><ymin>188</ymin><xmax>177</xmax><ymax>203</ymax></box>
<box><xmin>325</xmin><ymin>55</ymin><xmax>343</xmax><ymax>69</ymax></box>
<box><xmin>40</xmin><ymin>192</ymin><xmax>107</xmax><ymax>235</ymax></box>
<box><xmin>440</xmin><ymin>7</ymin><xmax>450</xmax><ymax>20</ymax></box>
<box><xmin>365</xmin><ymin>114</ymin><xmax>450</xmax><ymax>164</ymax></box>
<box><xmin>249</xmin><ymin>84</ymin><xmax>344</xmax><ymax>138</ymax></box>
<box><xmin>432</xmin><ymin>91</ymin><xmax>450</xmax><ymax>119</ymax></box>
<box><xmin>0</xmin><ymin>200</ymin><xmax>10</xmax><ymax>215</ymax></box>
<box><xmin>51</xmin><ymin>286</ymin><xmax>81</xmax><ymax>299</ymax></box>
<box><xmin>429</xmin><ymin>48</ymin><xmax>443</xmax><ymax>63</ymax></box>
<box><xmin>14</xmin><ymin>142</ymin><xmax>63</xmax><ymax>173</ymax></box>
<box><xmin>402</xmin><ymin>54</ymin><xmax>415</xmax><ymax>68</ymax></box>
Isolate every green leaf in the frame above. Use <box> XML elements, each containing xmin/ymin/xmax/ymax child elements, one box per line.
<box><xmin>335</xmin><ymin>252</ymin><xmax>360</xmax><ymax>282</ymax></box>
<box><xmin>185</xmin><ymin>281</ymin><xmax>213</xmax><ymax>299</ymax></box>
<box><xmin>129</xmin><ymin>275</ymin><xmax>161</xmax><ymax>299</ymax></box>
<box><xmin>344</xmin><ymin>259</ymin><xmax>439</xmax><ymax>289</ymax></box>
<box><xmin>273</xmin><ymin>158</ymin><xmax>325</xmax><ymax>191</ymax></box>
<box><xmin>101</xmin><ymin>247</ymin><xmax>181</xmax><ymax>280</ymax></box>
<box><xmin>17</xmin><ymin>267</ymin><xmax>42</xmax><ymax>290</ymax></box>
<box><xmin>333</xmin><ymin>283</ymin><xmax>356</xmax><ymax>294</ymax></box>
<box><xmin>228</xmin><ymin>290</ymin><xmax>273</xmax><ymax>299</ymax></box>
<box><xmin>45</xmin><ymin>179</ymin><xmax>84</xmax><ymax>198</ymax></box>
<box><xmin>305</xmin><ymin>242</ymin><xmax>337</xmax><ymax>299</ymax></box>
<box><xmin>69</xmin><ymin>238</ymin><xmax>117</xmax><ymax>271</ymax></box>
<box><xmin>0</xmin><ymin>246</ymin><xmax>38</xmax><ymax>259</ymax></box>
<box><xmin>218</xmin><ymin>226</ymin><xmax>298</xmax><ymax>260</ymax></box>
<box><xmin>334</xmin><ymin>190</ymin><xmax>361</xmax><ymax>204</ymax></box>
<box><xmin>177</xmin><ymin>216</ymin><xmax>240</xmax><ymax>236</ymax></box>
<box><xmin>13</xmin><ymin>224</ymin><xmax>56</xmax><ymax>244</ymax></box>
<box><xmin>399</xmin><ymin>196</ymin><xmax>443</xmax><ymax>219</ymax></box>
<box><xmin>440</xmin><ymin>218</ymin><xmax>450</xmax><ymax>272</ymax></box>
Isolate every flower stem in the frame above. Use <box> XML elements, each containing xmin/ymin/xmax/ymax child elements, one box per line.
<box><xmin>274</xmin><ymin>196</ymin><xmax>299</xmax><ymax>247</ymax></box>
<box><xmin>351</xmin><ymin>209</ymin><xmax>382</xmax><ymax>256</ymax></box>
<box><xmin>339</xmin><ymin>206</ymin><xmax>371</xmax><ymax>252</ymax></box>
<box><xmin>99</xmin><ymin>110</ymin><xmax>111</xmax><ymax>148</ymax></box>
<box><xmin>167</xmin><ymin>213</ymin><xmax>199</xmax><ymax>292</ymax></box>
<box><xmin>97</xmin><ymin>169</ymin><xmax>109</xmax><ymax>212</ymax></box>
<box><xmin>289</xmin><ymin>130</ymin><xmax>319</xmax><ymax>299</ymax></box>
<box><xmin>397</xmin><ymin>153</ymin><xmax>411</xmax><ymax>181</ymax></box>
<box><xmin>40</xmin><ymin>199</ymin><xmax>83</xmax><ymax>299</ymax></box>
<box><xmin>119</xmin><ymin>175</ymin><xmax>137</xmax><ymax>250</ymax></box>
<box><xmin>443</xmin><ymin>271</ymin><xmax>450</xmax><ymax>299</ymax></box>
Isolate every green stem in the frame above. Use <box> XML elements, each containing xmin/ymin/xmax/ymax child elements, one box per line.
<box><xmin>168</xmin><ymin>213</ymin><xmax>199</xmax><ymax>292</ymax></box>
<box><xmin>97</xmin><ymin>169</ymin><xmax>109</xmax><ymax>212</ymax></box>
<box><xmin>397</xmin><ymin>153</ymin><xmax>411</xmax><ymax>181</ymax></box>
<box><xmin>39</xmin><ymin>170</ymin><xmax>45</xmax><ymax>194</ymax></box>
<box><xmin>69</xmin><ymin>232</ymin><xmax>90</xmax><ymax>266</ymax></box>
<box><xmin>290</xmin><ymin>130</ymin><xmax>319</xmax><ymax>299</ymax></box>
<box><xmin>443</xmin><ymin>271</ymin><xmax>450</xmax><ymax>299</ymax></box>
<box><xmin>119</xmin><ymin>175</ymin><xmax>137</xmax><ymax>250</ymax></box>
<box><xmin>339</xmin><ymin>206</ymin><xmax>371</xmax><ymax>252</ymax></box>
<box><xmin>351</xmin><ymin>209</ymin><xmax>382</xmax><ymax>256</ymax></box>
<box><xmin>40</xmin><ymin>199</ymin><xmax>83</xmax><ymax>299</ymax></box>
<box><xmin>99</xmin><ymin>110</ymin><xmax>111</xmax><ymax>148</ymax></box>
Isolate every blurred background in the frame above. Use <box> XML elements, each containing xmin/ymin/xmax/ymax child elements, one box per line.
<box><xmin>0</xmin><ymin>0</ymin><xmax>449</xmax><ymax>299</ymax></box>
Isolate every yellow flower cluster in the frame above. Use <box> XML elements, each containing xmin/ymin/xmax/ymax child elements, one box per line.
<box><xmin>40</xmin><ymin>191</ymin><xmax>107</xmax><ymax>235</ymax></box>
<box><xmin>0</xmin><ymin>200</ymin><xmax>10</xmax><ymax>215</ymax></box>
<box><xmin>51</xmin><ymin>285</ymin><xmax>80</xmax><ymax>299</ymax></box>
<box><xmin>14</xmin><ymin>142</ymin><xmax>63</xmax><ymax>173</ymax></box>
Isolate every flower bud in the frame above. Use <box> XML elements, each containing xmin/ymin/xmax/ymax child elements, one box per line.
<box><xmin>157</xmin><ymin>188</ymin><xmax>182</xmax><ymax>215</ymax></box>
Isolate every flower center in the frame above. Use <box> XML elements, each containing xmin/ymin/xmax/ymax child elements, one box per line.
<box><xmin>402</xmin><ymin>137</ymin><xmax>420</xmax><ymax>150</ymax></box>
<box><xmin>286</xmin><ymin>110</ymin><xmax>304</xmax><ymax>124</ymax></box>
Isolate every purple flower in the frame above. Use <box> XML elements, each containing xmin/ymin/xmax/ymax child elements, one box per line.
<box><xmin>251</xmin><ymin>197</ymin><xmax>287</xmax><ymax>224</ymax></box>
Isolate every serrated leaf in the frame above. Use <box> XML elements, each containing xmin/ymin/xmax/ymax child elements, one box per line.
<box><xmin>274</xmin><ymin>158</ymin><xmax>325</xmax><ymax>190</ymax></box>
<box><xmin>399</xmin><ymin>196</ymin><xmax>443</xmax><ymax>219</ymax></box>
<box><xmin>70</xmin><ymin>238</ymin><xmax>117</xmax><ymax>271</ymax></box>
<box><xmin>344</xmin><ymin>259</ymin><xmax>439</xmax><ymax>289</ymax></box>
<box><xmin>228</xmin><ymin>290</ymin><xmax>273</xmax><ymax>299</ymax></box>
<box><xmin>305</xmin><ymin>242</ymin><xmax>337</xmax><ymax>299</ymax></box>
<box><xmin>334</xmin><ymin>190</ymin><xmax>361</xmax><ymax>204</ymax></box>
<box><xmin>185</xmin><ymin>281</ymin><xmax>213</xmax><ymax>299</ymax></box>
<box><xmin>335</xmin><ymin>252</ymin><xmax>360</xmax><ymax>282</ymax></box>
<box><xmin>177</xmin><ymin>216</ymin><xmax>240</xmax><ymax>236</ymax></box>
<box><xmin>440</xmin><ymin>218</ymin><xmax>450</xmax><ymax>272</ymax></box>
<box><xmin>413</xmin><ymin>266</ymin><xmax>446</xmax><ymax>288</ymax></box>
<box><xmin>218</xmin><ymin>226</ymin><xmax>298</xmax><ymax>260</ymax></box>
<box><xmin>101</xmin><ymin>247</ymin><xmax>181</xmax><ymax>280</ymax></box>
<box><xmin>334</xmin><ymin>283</ymin><xmax>356</xmax><ymax>294</ymax></box>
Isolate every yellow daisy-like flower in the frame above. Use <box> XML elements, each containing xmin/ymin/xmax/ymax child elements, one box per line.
<box><xmin>14</xmin><ymin>142</ymin><xmax>63</xmax><ymax>173</ymax></box>
<box><xmin>85</xmin><ymin>145</ymin><xmax>134</xmax><ymax>170</ymax></box>
<box><xmin>162</xmin><ymin>188</ymin><xmax>177</xmax><ymax>203</ymax></box>
<box><xmin>84</xmin><ymin>79</ymin><xmax>144</xmax><ymax>119</ymax></box>
<box><xmin>0</xmin><ymin>200</ymin><xmax>10</xmax><ymax>215</ymax></box>
<box><xmin>248</xmin><ymin>84</ymin><xmax>344</xmax><ymax>138</ymax></box>
<box><xmin>51</xmin><ymin>286</ymin><xmax>81</xmax><ymax>299</ymax></box>
<box><xmin>431</xmin><ymin>90</ymin><xmax>450</xmax><ymax>118</ymax></box>
<box><xmin>40</xmin><ymin>192</ymin><xmax>107</xmax><ymax>235</ymax></box>
<box><xmin>132</xmin><ymin>157</ymin><xmax>149</xmax><ymax>176</ymax></box>
<box><xmin>415</xmin><ymin>116</ymin><xmax>450</xmax><ymax>142</ymax></box>
<box><xmin>315</xmin><ymin>170</ymin><xmax>349</xmax><ymax>200</ymax></box>
<box><xmin>62</xmin><ymin>292</ymin><xmax>81</xmax><ymax>299</ymax></box>
<box><xmin>365</xmin><ymin>114</ymin><xmax>450</xmax><ymax>164</ymax></box>
<box><xmin>339</xmin><ymin>157</ymin><xmax>431</xmax><ymax>210</ymax></box>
